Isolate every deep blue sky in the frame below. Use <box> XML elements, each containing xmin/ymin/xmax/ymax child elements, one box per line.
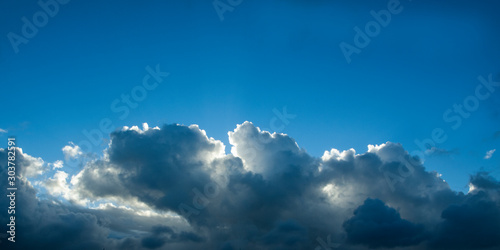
<box><xmin>1</xmin><ymin>0</ymin><xmax>499</xmax><ymax>192</ymax></box>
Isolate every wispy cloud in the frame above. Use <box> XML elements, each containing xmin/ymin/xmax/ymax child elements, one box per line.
<box><xmin>485</xmin><ymin>149</ymin><xmax>496</xmax><ymax>159</ymax></box>
<box><xmin>0</xmin><ymin>128</ymin><xmax>7</xmax><ymax>134</ymax></box>
<box><xmin>425</xmin><ymin>147</ymin><xmax>458</xmax><ymax>156</ymax></box>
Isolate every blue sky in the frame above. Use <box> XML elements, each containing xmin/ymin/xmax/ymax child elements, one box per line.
<box><xmin>1</xmin><ymin>1</ymin><xmax>500</xmax><ymax>248</ymax></box>
<box><xmin>2</xmin><ymin>0</ymin><xmax>497</xmax><ymax>192</ymax></box>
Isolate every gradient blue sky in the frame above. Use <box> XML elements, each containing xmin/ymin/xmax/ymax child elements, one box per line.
<box><xmin>1</xmin><ymin>0</ymin><xmax>499</xmax><ymax>192</ymax></box>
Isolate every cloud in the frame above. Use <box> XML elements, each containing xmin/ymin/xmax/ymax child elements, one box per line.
<box><xmin>71</xmin><ymin>123</ymin><xmax>225</xmax><ymax>212</ymax></box>
<box><xmin>141</xmin><ymin>225</ymin><xmax>203</xmax><ymax>249</ymax></box>
<box><xmin>62</xmin><ymin>142</ymin><xmax>82</xmax><ymax>160</ymax></box>
<box><xmin>484</xmin><ymin>149</ymin><xmax>496</xmax><ymax>159</ymax></box>
<box><xmin>50</xmin><ymin>160</ymin><xmax>64</xmax><ymax>170</ymax></box>
<box><xmin>0</xmin><ymin>128</ymin><xmax>7</xmax><ymax>134</ymax></box>
<box><xmin>0</xmin><ymin>160</ymin><xmax>113</xmax><ymax>249</ymax></box>
<box><xmin>425</xmin><ymin>147</ymin><xmax>458</xmax><ymax>156</ymax></box>
<box><xmin>2</xmin><ymin>122</ymin><xmax>500</xmax><ymax>249</ymax></box>
<box><xmin>431</xmin><ymin>176</ymin><xmax>500</xmax><ymax>249</ymax></box>
<box><xmin>343</xmin><ymin>198</ymin><xmax>427</xmax><ymax>248</ymax></box>
<box><xmin>3</xmin><ymin>147</ymin><xmax>46</xmax><ymax>178</ymax></box>
<box><xmin>41</xmin><ymin>170</ymin><xmax>71</xmax><ymax>197</ymax></box>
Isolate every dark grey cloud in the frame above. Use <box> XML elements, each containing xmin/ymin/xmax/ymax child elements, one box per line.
<box><xmin>141</xmin><ymin>225</ymin><xmax>203</xmax><ymax>249</ymax></box>
<box><xmin>431</xmin><ymin>190</ymin><xmax>500</xmax><ymax>249</ymax></box>
<box><xmin>73</xmin><ymin>124</ymin><xmax>223</xmax><ymax>211</ymax></box>
<box><xmin>2</xmin><ymin>122</ymin><xmax>500</xmax><ymax>249</ymax></box>
<box><xmin>343</xmin><ymin>198</ymin><xmax>427</xmax><ymax>248</ymax></box>
<box><xmin>0</xmin><ymin>152</ymin><xmax>112</xmax><ymax>249</ymax></box>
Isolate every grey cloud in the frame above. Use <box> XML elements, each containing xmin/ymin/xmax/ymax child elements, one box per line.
<box><xmin>0</xmin><ymin>165</ymin><xmax>111</xmax><ymax>249</ymax></box>
<box><xmin>343</xmin><ymin>198</ymin><xmax>428</xmax><ymax>248</ymax></box>
<box><xmin>141</xmin><ymin>225</ymin><xmax>203</xmax><ymax>249</ymax></box>
<box><xmin>2</xmin><ymin>122</ymin><xmax>500</xmax><ymax>249</ymax></box>
<box><xmin>425</xmin><ymin>147</ymin><xmax>459</xmax><ymax>156</ymax></box>
<box><xmin>73</xmin><ymin>124</ymin><xmax>223</xmax><ymax>212</ymax></box>
<box><xmin>431</xmin><ymin>191</ymin><xmax>500</xmax><ymax>249</ymax></box>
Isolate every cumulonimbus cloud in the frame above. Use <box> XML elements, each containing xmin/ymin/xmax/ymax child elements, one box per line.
<box><xmin>1</xmin><ymin>122</ymin><xmax>499</xmax><ymax>249</ymax></box>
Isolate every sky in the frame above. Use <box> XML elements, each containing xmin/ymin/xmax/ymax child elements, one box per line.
<box><xmin>1</xmin><ymin>0</ymin><xmax>500</xmax><ymax>249</ymax></box>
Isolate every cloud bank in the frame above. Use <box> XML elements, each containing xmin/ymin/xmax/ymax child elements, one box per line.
<box><xmin>1</xmin><ymin>122</ymin><xmax>500</xmax><ymax>249</ymax></box>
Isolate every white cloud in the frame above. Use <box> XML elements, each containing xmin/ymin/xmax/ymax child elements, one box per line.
<box><xmin>17</xmin><ymin>147</ymin><xmax>45</xmax><ymax>177</ymax></box>
<box><xmin>0</xmin><ymin>128</ymin><xmax>7</xmax><ymax>133</ymax></box>
<box><xmin>51</xmin><ymin>160</ymin><xmax>64</xmax><ymax>170</ymax></box>
<box><xmin>62</xmin><ymin>142</ymin><xmax>82</xmax><ymax>159</ymax></box>
<box><xmin>42</xmin><ymin>170</ymin><xmax>70</xmax><ymax>197</ymax></box>
<box><xmin>484</xmin><ymin>149</ymin><xmax>496</xmax><ymax>159</ymax></box>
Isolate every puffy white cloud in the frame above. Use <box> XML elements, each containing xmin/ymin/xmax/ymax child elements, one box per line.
<box><xmin>42</xmin><ymin>170</ymin><xmax>71</xmax><ymax>197</ymax></box>
<box><xmin>14</xmin><ymin>147</ymin><xmax>46</xmax><ymax>177</ymax></box>
<box><xmin>484</xmin><ymin>149</ymin><xmax>496</xmax><ymax>159</ymax></box>
<box><xmin>62</xmin><ymin>142</ymin><xmax>82</xmax><ymax>160</ymax></box>
<box><xmin>228</xmin><ymin>121</ymin><xmax>313</xmax><ymax>179</ymax></box>
<box><xmin>2</xmin><ymin>122</ymin><xmax>500</xmax><ymax>249</ymax></box>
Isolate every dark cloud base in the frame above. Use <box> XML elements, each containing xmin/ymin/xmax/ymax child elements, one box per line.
<box><xmin>1</xmin><ymin>122</ymin><xmax>500</xmax><ymax>249</ymax></box>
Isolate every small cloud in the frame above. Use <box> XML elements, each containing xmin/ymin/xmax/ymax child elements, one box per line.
<box><xmin>51</xmin><ymin>160</ymin><xmax>64</xmax><ymax>170</ymax></box>
<box><xmin>0</xmin><ymin>128</ymin><xmax>7</xmax><ymax>134</ymax></box>
<box><xmin>484</xmin><ymin>149</ymin><xmax>496</xmax><ymax>159</ymax></box>
<box><xmin>62</xmin><ymin>142</ymin><xmax>82</xmax><ymax>160</ymax></box>
<box><xmin>425</xmin><ymin>147</ymin><xmax>457</xmax><ymax>156</ymax></box>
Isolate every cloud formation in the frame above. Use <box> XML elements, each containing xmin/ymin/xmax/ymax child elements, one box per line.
<box><xmin>343</xmin><ymin>198</ymin><xmax>427</xmax><ymax>248</ymax></box>
<box><xmin>484</xmin><ymin>149</ymin><xmax>496</xmax><ymax>159</ymax></box>
<box><xmin>62</xmin><ymin>142</ymin><xmax>83</xmax><ymax>160</ymax></box>
<box><xmin>1</xmin><ymin>122</ymin><xmax>500</xmax><ymax>249</ymax></box>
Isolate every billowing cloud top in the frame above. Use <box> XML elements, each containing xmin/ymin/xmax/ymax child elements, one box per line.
<box><xmin>1</xmin><ymin>122</ymin><xmax>500</xmax><ymax>249</ymax></box>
